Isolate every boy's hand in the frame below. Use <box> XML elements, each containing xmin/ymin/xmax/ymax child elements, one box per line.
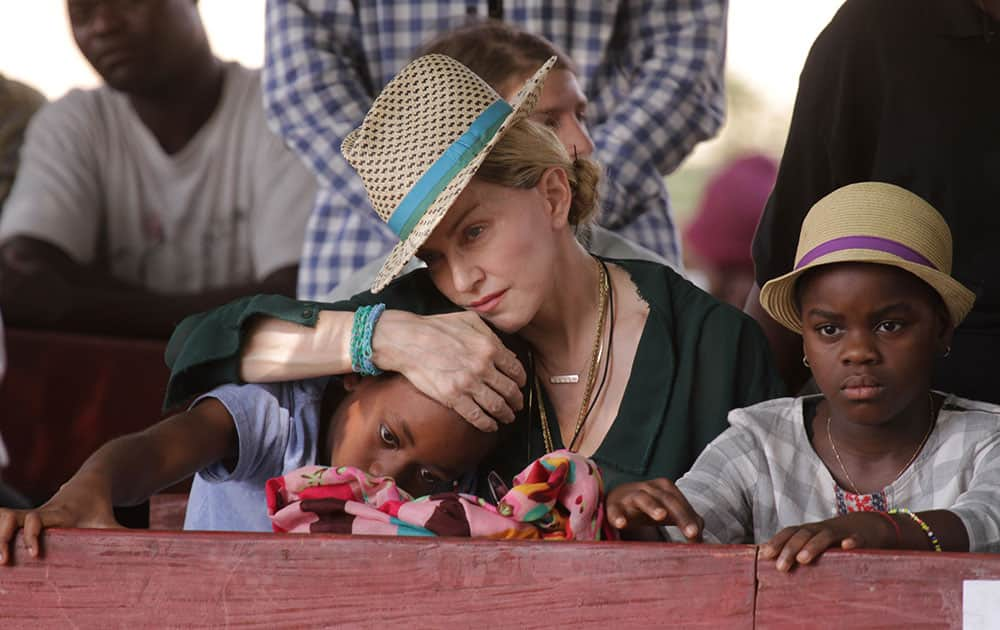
<box><xmin>760</xmin><ymin>512</ymin><xmax>897</xmax><ymax>572</ymax></box>
<box><xmin>606</xmin><ymin>478</ymin><xmax>703</xmax><ymax>541</ymax></box>
<box><xmin>0</xmin><ymin>481</ymin><xmax>121</xmax><ymax>565</ymax></box>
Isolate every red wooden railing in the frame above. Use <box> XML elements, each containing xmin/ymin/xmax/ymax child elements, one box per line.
<box><xmin>3</xmin><ymin>531</ymin><xmax>757</xmax><ymax>629</ymax></box>
<box><xmin>756</xmin><ymin>547</ymin><xmax>997</xmax><ymax>628</ymax></box>
<box><xmin>3</xmin><ymin>529</ymin><xmax>996</xmax><ymax>629</ymax></box>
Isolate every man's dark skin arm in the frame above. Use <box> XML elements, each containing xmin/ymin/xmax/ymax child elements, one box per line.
<box><xmin>744</xmin><ymin>284</ymin><xmax>810</xmax><ymax>393</ymax></box>
<box><xmin>0</xmin><ymin>236</ymin><xmax>297</xmax><ymax>339</ymax></box>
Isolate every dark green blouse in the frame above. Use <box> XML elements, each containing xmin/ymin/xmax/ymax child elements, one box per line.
<box><xmin>164</xmin><ymin>258</ymin><xmax>785</xmax><ymax>490</ymax></box>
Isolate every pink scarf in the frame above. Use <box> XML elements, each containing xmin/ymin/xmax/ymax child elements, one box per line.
<box><xmin>267</xmin><ymin>450</ymin><xmax>614</xmax><ymax>540</ymax></box>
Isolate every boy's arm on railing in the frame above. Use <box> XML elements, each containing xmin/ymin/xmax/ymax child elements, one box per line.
<box><xmin>0</xmin><ymin>399</ymin><xmax>236</xmax><ymax>565</ymax></box>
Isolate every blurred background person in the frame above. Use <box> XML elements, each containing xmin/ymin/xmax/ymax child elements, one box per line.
<box><xmin>0</xmin><ymin>74</ymin><xmax>45</xmax><ymax>212</ymax></box>
<box><xmin>0</xmin><ymin>0</ymin><xmax>316</xmax><ymax>338</ymax></box>
<box><xmin>683</xmin><ymin>153</ymin><xmax>776</xmax><ymax>308</ymax></box>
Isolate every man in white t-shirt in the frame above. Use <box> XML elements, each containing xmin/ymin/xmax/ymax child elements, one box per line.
<box><xmin>0</xmin><ymin>0</ymin><xmax>316</xmax><ymax>338</ymax></box>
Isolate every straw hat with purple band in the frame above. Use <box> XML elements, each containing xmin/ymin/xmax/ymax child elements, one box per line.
<box><xmin>341</xmin><ymin>54</ymin><xmax>555</xmax><ymax>293</ymax></box>
<box><xmin>759</xmin><ymin>182</ymin><xmax>976</xmax><ymax>333</ymax></box>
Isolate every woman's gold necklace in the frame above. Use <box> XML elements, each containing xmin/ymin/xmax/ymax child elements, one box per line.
<box><xmin>827</xmin><ymin>393</ymin><xmax>937</xmax><ymax>495</ymax></box>
<box><xmin>535</xmin><ymin>259</ymin><xmax>610</xmax><ymax>453</ymax></box>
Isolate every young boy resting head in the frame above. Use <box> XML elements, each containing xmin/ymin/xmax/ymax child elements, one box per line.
<box><xmin>0</xmin><ymin>371</ymin><xmax>496</xmax><ymax>563</ymax></box>
<box><xmin>607</xmin><ymin>182</ymin><xmax>1000</xmax><ymax>566</ymax></box>
<box><xmin>184</xmin><ymin>372</ymin><xmax>499</xmax><ymax>531</ymax></box>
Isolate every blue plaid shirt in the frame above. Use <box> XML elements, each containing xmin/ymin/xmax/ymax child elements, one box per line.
<box><xmin>264</xmin><ymin>0</ymin><xmax>727</xmax><ymax>299</ymax></box>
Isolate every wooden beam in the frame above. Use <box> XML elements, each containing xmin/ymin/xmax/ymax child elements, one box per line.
<box><xmin>755</xmin><ymin>548</ymin><xmax>1000</xmax><ymax>628</ymax></box>
<box><xmin>2</xmin><ymin>530</ymin><xmax>756</xmax><ymax>629</ymax></box>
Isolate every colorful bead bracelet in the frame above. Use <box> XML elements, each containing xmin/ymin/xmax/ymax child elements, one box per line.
<box><xmin>889</xmin><ymin>508</ymin><xmax>943</xmax><ymax>552</ymax></box>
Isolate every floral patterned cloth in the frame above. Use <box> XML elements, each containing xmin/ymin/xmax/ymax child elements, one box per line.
<box><xmin>834</xmin><ymin>485</ymin><xmax>889</xmax><ymax>515</ymax></box>
<box><xmin>267</xmin><ymin>450</ymin><xmax>614</xmax><ymax>540</ymax></box>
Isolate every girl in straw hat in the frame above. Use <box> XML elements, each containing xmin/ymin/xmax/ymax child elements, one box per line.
<box><xmin>159</xmin><ymin>53</ymin><xmax>783</xmax><ymax>536</ymax></box>
<box><xmin>608</xmin><ymin>182</ymin><xmax>1000</xmax><ymax>566</ymax></box>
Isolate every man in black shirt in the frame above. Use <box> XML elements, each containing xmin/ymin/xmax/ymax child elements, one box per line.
<box><xmin>747</xmin><ymin>0</ymin><xmax>1000</xmax><ymax>403</ymax></box>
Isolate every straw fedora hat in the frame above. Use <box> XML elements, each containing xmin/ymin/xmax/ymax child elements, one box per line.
<box><xmin>341</xmin><ymin>53</ymin><xmax>555</xmax><ymax>293</ymax></box>
<box><xmin>759</xmin><ymin>182</ymin><xmax>976</xmax><ymax>333</ymax></box>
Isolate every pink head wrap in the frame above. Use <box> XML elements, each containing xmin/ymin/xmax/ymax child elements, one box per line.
<box><xmin>684</xmin><ymin>153</ymin><xmax>778</xmax><ymax>269</ymax></box>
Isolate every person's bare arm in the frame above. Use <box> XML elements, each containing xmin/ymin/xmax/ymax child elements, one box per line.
<box><xmin>238</xmin><ymin>308</ymin><xmax>356</xmax><ymax>382</ymax></box>
<box><xmin>0</xmin><ymin>236</ymin><xmax>297</xmax><ymax>338</ymax></box>
<box><xmin>239</xmin><ymin>308</ymin><xmax>526</xmax><ymax>432</ymax></box>
<box><xmin>0</xmin><ymin>398</ymin><xmax>236</xmax><ymax>564</ymax></box>
<box><xmin>743</xmin><ymin>284</ymin><xmax>810</xmax><ymax>393</ymax></box>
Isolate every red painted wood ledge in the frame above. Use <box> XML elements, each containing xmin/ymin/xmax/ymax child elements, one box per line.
<box><xmin>2</xmin><ymin>529</ymin><xmax>757</xmax><ymax>629</ymax></box>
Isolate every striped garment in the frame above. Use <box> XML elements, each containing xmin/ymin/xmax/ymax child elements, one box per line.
<box><xmin>262</xmin><ymin>0</ymin><xmax>727</xmax><ymax>298</ymax></box>
<box><xmin>672</xmin><ymin>394</ymin><xmax>1000</xmax><ymax>552</ymax></box>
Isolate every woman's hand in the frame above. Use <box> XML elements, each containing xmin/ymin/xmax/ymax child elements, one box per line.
<box><xmin>606</xmin><ymin>478</ymin><xmax>703</xmax><ymax>541</ymax></box>
<box><xmin>760</xmin><ymin>512</ymin><xmax>898</xmax><ymax>572</ymax></box>
<box><xmin>372</xmin><ymin>310</ymin><xmax>526</xmax><ymax>431</ymax></box>
<box><xmin>0</xmin><ymin>477</ymin><xmax>121</xmax><ymax>565</ymax></box>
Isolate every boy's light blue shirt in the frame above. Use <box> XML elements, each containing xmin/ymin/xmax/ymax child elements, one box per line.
<box><xmin>183</xmin><ymin>377</ymin><xmax>330</xmax><ymax>532</ymax></box>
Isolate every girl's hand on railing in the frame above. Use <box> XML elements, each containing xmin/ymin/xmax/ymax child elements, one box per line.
<box><xmin>760</xmin><ymin>512</ymin><xmax>898</xmax><ymax>572</ymax></box>
<box><xmin>606</xmin><ymin>478</ymin><xmax>704</xmax><ymax>541</ymax></box>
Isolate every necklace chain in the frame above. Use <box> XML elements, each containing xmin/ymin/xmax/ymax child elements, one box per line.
<box><xmin>827</xmin><ymin>393</ymin><xmax>937</xmax><ymax>495</ymax></box>
<box><xmin>535</xmin><ymin>258</ymin><xmax>610</xmax><ymax>453</ymax></box>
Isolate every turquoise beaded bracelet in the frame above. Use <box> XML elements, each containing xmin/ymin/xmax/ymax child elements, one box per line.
<box><xmin>350</xmin><ymin>304</ymin><xmax>386</xmax><ymax>376</ymax></box>
<box><xmin>349</xmin><ymin>306</ymin><xmax>368</xmax><ymax>373</ymax></box>
<box><xmin>888</xmin><ymin>508</ymin><xmax>943</xmax><ymax>552</ymax></box>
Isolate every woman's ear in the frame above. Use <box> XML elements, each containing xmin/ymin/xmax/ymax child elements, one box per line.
<box><xmin>536</xmin><ymin>166</ymin><xmax>573</xmax><ymax>228</ymax></box>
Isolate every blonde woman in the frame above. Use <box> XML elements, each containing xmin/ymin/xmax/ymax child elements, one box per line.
<box><xmin>327</xmin><ymin>21</ymin><xmax>670</xmax><ymax>301</ymax></box>
<box><xmin>165</xmin><ymin>55</ymin><xmax>783</xmax><ymax>531</ymax></box>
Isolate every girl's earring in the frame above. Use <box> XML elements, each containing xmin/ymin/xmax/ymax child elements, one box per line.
<box><xmin>942</xmin><ymin>345</ymin><xmax>951</xmax><ymax>359</ymax></box>
<box><xmin>802</xmin><ymin>355</ymin><xmax>810</xmax><ymax>368</ymax></box>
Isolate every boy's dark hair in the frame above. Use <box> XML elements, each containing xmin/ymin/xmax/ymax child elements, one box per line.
<box><xmin>418</xmin><ymin>19</ymin><xmax>576</xmax><ymax>93</ymax></box>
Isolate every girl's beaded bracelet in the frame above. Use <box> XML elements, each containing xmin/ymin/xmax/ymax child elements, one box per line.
<box><xmin>888</xmin><ymin>508</ymin><xmax>943</xmax><ymax>552</ymax></box>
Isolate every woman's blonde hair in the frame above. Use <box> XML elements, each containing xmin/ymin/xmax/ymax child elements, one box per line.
<box><xmin>475</xmin><ymin>117</ymin><xmax>601</xmax><ymax>226</ymax></box>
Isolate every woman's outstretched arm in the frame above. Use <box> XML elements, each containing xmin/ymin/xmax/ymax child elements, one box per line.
<box><xmin>241</xmin><ymin>309</ymin><xmax>526</xmax><ymax>431</ymax></box>
<box><xmin>238</xmin><ymin>309</ymin><xmax>354</xmax><ymax>382</ymax></box>
<box><xmin>165</xmin><ymin>293</ymin><xmax>526</xmax><ymax>432</ymax></box>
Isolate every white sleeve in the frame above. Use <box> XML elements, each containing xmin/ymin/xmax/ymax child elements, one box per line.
<box><xmin>0</xmin><ymin>92</ymin><xmax>102</xmax><ymax>264</ymax></box>
<box><xmin>672</xmin><ymin>421</ymin><xmax>761</xmax><ymax>545</ymax></box>
<box><xmin>191</xmin><ymin>383</ymin><xmax>292</xmax><ymax>483</ymax></box>
<box><xmin>949</xmin><ymin>430</ymin><xmax>1000</xmax><ymax>553</ymax></box>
